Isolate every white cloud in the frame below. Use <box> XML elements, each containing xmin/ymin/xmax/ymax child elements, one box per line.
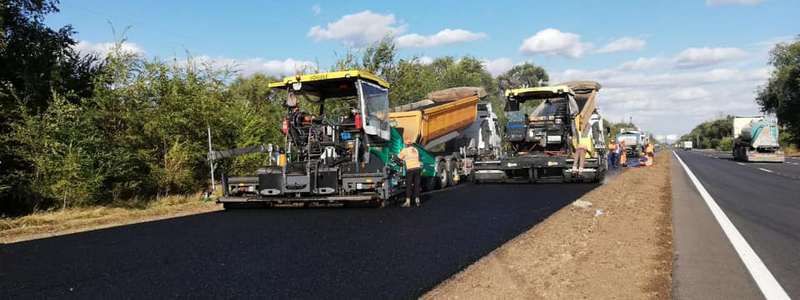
<box><xmin>519</xmin><ymin>28</ymin><xmax>591</xmax><ymax>58</ymax></box>
<box><xmin>596</xmin><ymin>37</ymin><xmax>646</xmax><ymax>53</ymax></box>
<box><xmin>706</xmin><ymin>0</ymin><xmax>764</xmax><ymax>6</ymax></box>
<box><xmin>482</xmin><ymin>58</ymin><xmax>515</xmax><ymax>77</ymax></box>
<box><xmin>416</xmin><ymin>56</ymin><xmax>434</xmax><ymax>65</ymax></box>
<box><xmin>670</xmin><ymin>87</ymin><xmax>712</xmax><ymax>101</ymax></box>
<box><xmin>311</xmin><ymin>4</ymin><xmax>321</xmax><ymax>16</ymax></box>
<box><xmin>619</xmin><ymin>57</ymin><xmax>667</xmax><ymax>70</ymax></box>
<box><xmin>74</xmin><ymin>40</ymin><xmax>144</xmax><ymax>57</ymax></box>
<box><xmin>193</xmin><ymin>56</ymin><xmax>317</xmax><ymax>77</ymax></box>
<box><xmin>396</xmin><ymin>29</ymin><xmax>486</xmax><ymax>48</ymax></box>
<box><xmin>308</xmin><ymin>10</ymin><xmax>406</xmax><ymax>46</ymax></box>
<box><xmin>674</xmin><ymin>47</ymin><xmax>748</xmax><ymax>68</ymax></box>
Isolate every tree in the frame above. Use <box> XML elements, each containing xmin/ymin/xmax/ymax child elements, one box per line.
<box><xmin>680</xmin><ymin>116</ymin><xmax>734</xmax><ymax>149</ymax></box>
<box><xmin>1</xmin><ymin>0</ymin><xmax>104</xmax><ymax>215</ymax></box>
<box><xmin>497</xmin><ymin>63</ymin><xmax>549</xmax><ymax>90</ymax></box>
<box><xmin>757</xmin><ymin>37</ymin><xmax>800</xmax><ymax>146</ymax></box>
<box><xmin>361</xmin><ymin>37</ymin><xmax>396</xmax><ymax>78</ymax></box>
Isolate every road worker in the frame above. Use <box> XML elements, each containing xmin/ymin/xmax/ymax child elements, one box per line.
<box><xmin>619</xmin><ymin>140</ymin><xmax>628</xmax><ymax>167</ymax></box>
<box><xmin>571</xmin><ymin>132</ymin><xmax>593</xmax><ymax>177</ymax></box>
<box><xmin>608</xmin><ymin>140</ymin><xmax>618</xmax><ymax>169</ymax></box>
<box><xmin>398</xmin><ymin>140</ymin><xmax>422</xmax><ymax>207</ymax></box>
<box><xmin>644</xmin><ymin>141</ymin><xmax>655</xmax><ymax>166</ymax></box>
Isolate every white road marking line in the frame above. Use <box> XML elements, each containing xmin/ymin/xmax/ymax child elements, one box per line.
<box><xmin>758</xmin><ymin>168</ymin><xmax>774</xmax><ymax>173</ymax></box>
<box><xmin>673</xmin><ymin>152</ymin><xmax>790</xmax><ymax>300</ymax></box>
<box><xmin>737</xmin><ymin>162</ymin><xmax>746</xmax><ymax>166</ymax></box>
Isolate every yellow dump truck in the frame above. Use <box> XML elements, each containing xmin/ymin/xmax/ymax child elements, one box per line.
<box><xmin>389</xmin><ymin>87</ymin><xmax>489</xmax><ymax>188</ymax></box>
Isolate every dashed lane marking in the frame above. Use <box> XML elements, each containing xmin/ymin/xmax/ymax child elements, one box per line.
<box><xmin>758</xmin><ymin>168</ymin><xmax>774</xmax><ymax>173</ymax></box>
<box><xmin>673</xmin><ymin>152</ymin><xmax>790</xmax><ymax>300</ymax></box>
<box><xmin>737</xmin><ymin>162</ymin><xmax>746</xmax><ymax>166</ymax></box>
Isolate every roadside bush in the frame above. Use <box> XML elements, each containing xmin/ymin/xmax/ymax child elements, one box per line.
<box><xmin>719</xmin><ymin>136</ymin><xmax>733</xmax><ymax>151</ymax></box>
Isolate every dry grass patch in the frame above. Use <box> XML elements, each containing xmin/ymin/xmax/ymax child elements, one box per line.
<box><xmin>785</xmin><ymin>145</ymin><xmax>799</xmax><ymax>157</ymax></box>
<box><xmin>425</xmin><ymin>153</ymin><xmax>673</xmax><ymax>300</ymax></box>
<box><xmin>0</xmin><ymin>194</ymin><xmax>221</xmax><ymax>244</ymax></box>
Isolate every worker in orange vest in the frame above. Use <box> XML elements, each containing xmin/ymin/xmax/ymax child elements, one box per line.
<box><xmin>608</xmin><ymin>140</ymin><xmax>618</xmax><ymax>169</ymax></box>
<box><xmin>571</xmin><ymin>132</ymin><xmax>592</xmax><ymax>177</ymax></box>
<box><xmin>619</xmin><ymin>140</ymin><xmax>628</xmax><ymax>167</ymax></box>
<box><xmin>398</xmin><ymin>140</ymin><xmax>422</xmax><ymax>207</ymax></box>
<box><xmin>644</xmin><ymin>142</ymin><xmax>655</xmax><ymax>166</ymax></box>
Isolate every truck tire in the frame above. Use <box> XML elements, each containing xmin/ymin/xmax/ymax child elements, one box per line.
<box><xmin>436</xmin><ymin>160</ymin><xmax>449</xmax><ymax>189</ymax></box>
<box><xmin>447</xmin><ymin>158</ymin><xmax>460</xmax><ymax>186</ymax></box>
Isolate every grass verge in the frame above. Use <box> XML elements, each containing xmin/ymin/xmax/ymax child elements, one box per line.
<box><xmin>0</xmin><ymin>194</ymin><xmax>221</xmax><ymax>244</ymax></box>
<box><xmin>425</xmin><ymin>153</ymin><xmax>673</xmax><ymax>299</ymax></box>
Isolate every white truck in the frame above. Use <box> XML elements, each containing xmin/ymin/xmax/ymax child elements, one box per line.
<box><xmin>617</xmin><ymin>130</ymin><xmax>644</xmax><ymax>157</ymax></box>
<box><xmin>682</xmin><ymin>141</ymin><xmax>693</xmax><ymax>151</ymax></box>
<box><xmin>732</xmin><ymin>116</ymin><xmax>784</xmax><ymax>162</ymax></box>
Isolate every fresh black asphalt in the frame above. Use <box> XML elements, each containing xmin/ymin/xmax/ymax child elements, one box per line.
<box><xmin>0</xmin><ymin>183</ymin><xmax>595</xmax><ymax>299</ymax></box>
<box><xmin>675</xmin><ymin>150</ymin><xmax>800</xmax><ymax>298</ymax></box>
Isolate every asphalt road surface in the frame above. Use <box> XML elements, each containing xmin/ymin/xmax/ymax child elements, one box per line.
<box><xmin>0</xmin><ymin>183</ymin><xmax>596</xmax><ymax>299</ymax></box>
<box><xmin>673</xmin><ymin>150</ymin><xmax>800</xmax><ymax>298</ymax></box>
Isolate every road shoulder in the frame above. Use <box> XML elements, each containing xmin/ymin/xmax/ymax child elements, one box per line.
<box><xmin>670</xmin><ymin>151</ymin><xmax>762</xmax><ymax>299</ymax></box>
<box><xmin>1</xmin><ymin>195</ymin><xmax>221</xmax><ymax>244</ymax></box>
<box><xmin>425</xmin><ymin>154</ymin><xmax>673</xmax><ymax>299</ymax></box>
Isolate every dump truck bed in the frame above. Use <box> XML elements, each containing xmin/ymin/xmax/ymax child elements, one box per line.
<box><xmin>389</xmin><ymin>95</ymin><xmax>479</xmax><ymax>148</ymax></box>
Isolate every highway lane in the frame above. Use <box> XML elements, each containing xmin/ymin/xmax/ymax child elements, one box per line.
<box><xmin>674</xmin><ymin>150</ymin><xmax>800</xmax><ymax>298</ymax></box>
<box><xmin>0</xmin><ymin>183</ymin><xmax>596</xmax><ymax>299</ymax></box>
<box><xmin>694</xmin><ymin>150</ymin><xmax>800</xmax><ymax>179</ymax></box>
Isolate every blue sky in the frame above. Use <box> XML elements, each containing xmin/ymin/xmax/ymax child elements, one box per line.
<box><xmin>47</xmin><ymin>0</ymin><xmax>799</xmax><ymax>138</ymax></box>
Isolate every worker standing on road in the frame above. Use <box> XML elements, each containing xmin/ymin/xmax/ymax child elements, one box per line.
<box><xmin>398</xmin><ymin>141</ymin><xmax>422</xmax><ymax>207</ymax></box>
<box><xmin>644</xmin><ymin>142</ymin><xmax>655</xmax><ymax>166</ymax></box>
<box><xmin>571</xmin><ymin>132</ymin><xmax>592</xmax><ymax>176</ymax></box>
<box><xmin>619</xmin><ymin>140</ymin><xmax>628</xmax><ymax>167</ymax></box>
<box><xmin>608</xmin><ymin>140</ymin><xmax>618</xmax><ymax>169</ymax></box>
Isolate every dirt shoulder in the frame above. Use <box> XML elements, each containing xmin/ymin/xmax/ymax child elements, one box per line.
<box><xmin>425</xmin><ymin>153</ymin><xmax>673</xmax><ymax>299</ymax></box>
<box><xmin>1</xmin><ymin>194</ymin><xmax>221</xmax><ymax>244</ymax></box>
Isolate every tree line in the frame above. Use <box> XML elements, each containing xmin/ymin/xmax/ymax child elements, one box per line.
<box><xmin>680</xmin><ymin>116</ymin><xmax>735</xmax><ymax>150</ymax></box>
<box><xmin>0</xmin><ymin>1</ymin><xmax>549</xmax><ymax>216</ymax></box>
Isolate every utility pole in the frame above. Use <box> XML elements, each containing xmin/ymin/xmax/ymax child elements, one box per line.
<box><xmin>207</xmin><ymin>127</ymin><xmax>216</xmax><ymax>192</ymax></box>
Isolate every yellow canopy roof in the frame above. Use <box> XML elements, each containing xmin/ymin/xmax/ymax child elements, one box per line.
<box><xmin>505</xmin><ymin>85</ymin><xmax>573</xmax><ymax>99</ymax></box>
<box><xmin>268</xmin><ymin>70</ymin><xmax>389</xmax><ymax>89</ymax></box>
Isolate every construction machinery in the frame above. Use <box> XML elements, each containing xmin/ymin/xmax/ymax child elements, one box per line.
<box><xmin>617</xmin><ymin>129</ymin><xmax>645</xmax><ymax>158</ymax></box>
<box><xmin>472</xmin><ymin>81</ymin><xmax>607</xmax><ymax>183</ymax></box>
<box><xmin>211</xmin><ymin>71</ymin><xmax>487</xmax><ymax>207</ymax></box>
<box><xmin>732</xmin><ymin>116</ymin><xmax>784</xmax><ymax>162</ymax></box>
<box><xmin>389</xmin><ymin>86</ymin><xmax>494</xmax><ymax>189</ymax></box>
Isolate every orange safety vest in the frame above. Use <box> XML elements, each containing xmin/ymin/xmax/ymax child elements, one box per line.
<box><xmin>608</xmin><ymin>143</ymin><xmax>617</xmax><ymax>151</ymax></box>
<box><xmin>398</xmin><ymin>146</ymin><xmax>421</xmax><ymax>170</ymax></box>
<box><xmin>645</xmin><ymin>143</ymin><xmax>654</xmax><ymax>154</ymax></box>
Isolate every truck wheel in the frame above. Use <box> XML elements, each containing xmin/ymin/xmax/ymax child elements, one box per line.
<box><xmin>447</xmin><ymin>159</ymin><xmax>460</xmax><ymax>186</ymax></box>
<box><xmin>436</xmin><ymin>161</ymin><xmax>449</xmax><ymax>189</ymax></box>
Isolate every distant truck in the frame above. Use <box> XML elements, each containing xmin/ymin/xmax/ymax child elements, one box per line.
<box><xmin>732</xmin><ymin>116</ymin><xmax>784</xmax><ymax>162</ymax></box>
<box><xmin>617</xmin><ymin>130</ymin><xmax>645</xmax><ymax>158</ymax></box>
<box><xmin>682</xmin><ymin>141</ymin><xmax>693</xmax><ymax>151</ymax></box>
